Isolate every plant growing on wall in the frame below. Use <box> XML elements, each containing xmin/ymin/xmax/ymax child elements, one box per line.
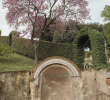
<box><xmin>21</xmin><ymin>78</ymin><xmax>25</xmax><ymax>85</ymax></box>
<box><xmin>3</xmin><ymin>0</ymin><xmax>91</xmax><ymax>66</ymax></box>
<box><xmin>29</xmin><ymin>78</ymin><xmax>35</xmax><ymax>82</ymax></box>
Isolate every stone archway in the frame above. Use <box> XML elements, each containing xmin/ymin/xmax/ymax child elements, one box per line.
<box><xmin>32</xmin><ymin>56</ymin><xmax>81</xmax><ymax>100</ymax></box>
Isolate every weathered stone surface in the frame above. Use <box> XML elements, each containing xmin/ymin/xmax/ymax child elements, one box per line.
<box><xmin>0</xmin><ymin>69</ymin><xmax>110</xmax><ymax>100</ymax></box>
<box><xmin>0</xmin><ymin>71</ymin><xmax>29</xmax><ymax>100</ymax></box>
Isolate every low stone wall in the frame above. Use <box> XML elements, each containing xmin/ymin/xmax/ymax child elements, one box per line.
<box><xmin>80</xmin><ymin>69</ymin><xmax>110</xmax><ymax>100</ymax></box>
<box><xmin>0</xmin><ymin>71</ymin><xmax>30</xmax><ymax>100</ymax></box>
<box><xmin>0</xmin><ymin>69</ymin><xmax>110</xmax><ymax>100</ymax></box>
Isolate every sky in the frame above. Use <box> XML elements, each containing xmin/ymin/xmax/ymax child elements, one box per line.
<box><xmin>86</xmin><ymin>0</ymin><xmax>110</xmax><ymax>24</ymax></box>
<box><xmin>0</xmin><ymin>0</ymin><xmax>110</xmax><ymax>36</ymax></box>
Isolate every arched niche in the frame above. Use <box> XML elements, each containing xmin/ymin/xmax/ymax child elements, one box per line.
<box><xmin>33</xmin><ymin>56</ymin><xmax>81</xmax><ymax>79</ymax></box>
<box><xmin>32</xmin><ymin>56</ymin><xmax>81</xmax><ymax>100</ymax></box>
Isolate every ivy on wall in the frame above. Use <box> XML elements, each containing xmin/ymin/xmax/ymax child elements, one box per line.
<box><xmin>73</xmin><ymin>27</ymin><xmax>107</xmax><ymax>70</ymax></box>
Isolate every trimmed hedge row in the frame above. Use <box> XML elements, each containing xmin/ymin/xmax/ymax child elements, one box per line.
<box><xmin>0</xmin><ymin>36</ymin><xmax>8</xmax><ymax>45</ymax></box>
<box><xmin>0</xmin><ymin>27</ymin><xmax>107</xmax><ymax>70</ymax></box>
<box><xmin>11</xmin><ymin>38</ymin><xmax>73</xmax><ymax>61</ymax></box>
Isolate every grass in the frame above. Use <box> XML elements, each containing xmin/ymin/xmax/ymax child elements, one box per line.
<box><xmin>0</xmin><ymin>53</ymin><xmax>35</xmax><ymax>72</ymax></box>
<box><xmin>0</xmin><ymin>53</ymin><xmax>109</xmax><ymax>72</ymax></box>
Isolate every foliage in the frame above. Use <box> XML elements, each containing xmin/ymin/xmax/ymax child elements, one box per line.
<box><xmin>11</xmin><ymin>38</ymin><xmax>73</xmax><ymax>61</ymax></box>
<box><xmin>11</xmin><ymin>38</ymin><xmax>35</xmax><ymax>58</ymax></box>
<box><xmin>76</xmin><ymin>23</ymin><xmax>103</xmax><ymax>32</ymax></box>
<box><xmin>29</xmin><ymin>78</ymin><xmax>35</xmax><ymax>82</ymax></box>
<box><xmin>0</xmin><ymin>30</ymin><xmax>1</xmax><ymax>36</ymax></box>
<box><xmin>73</xmin><ymin>22</ymin><xmax>110</xmax><ymax>48</ymax></box>
<box><xmin>9</xmin><ymin>30</ymin><xmax>19</xmax><ymax>36</ymax></box>
<box><xmin>0</xmin><ymin>43</ymin><xmax>15</xmax><ymax>57</ymax></box>
<box><xmin>0</xmin><ymin>36</ymin><xmax>8</xmax><ymax>45</ymax></box>
<box><xmin>101</xmin><ymin>5</ymin><xmax>110</xmax><ymax>22</ymax></box>
<box><xmin>3</xmin><ymin>0</ymin><xmax>90</xmax><ymax>65</ymax></box>
<box><xmin>0</xmin><ymin>33</ymin><xmax>107</xmax><ymax>70</ymax></box>
<box><xmin>43</xmin><ymin>20</ymin><xmax>78</xmax><ymax>43</ymax></box>
<box><xmin>8</xmin><ymin>30</ymin><xmax>19</xmax><ymax>46</ymax></box>
<box><xmin>107</xmin><ymin>63</ymin><xmax>110</xmax><ymax>69</ymax></box>
<box><xmin>52</xmin><ymin>21</ymin><xmax>78</xmax><ymax>43</ymax></box>
<box><xmin>8</xmin><ymin>32</ymin><xmax>12</xmax><ymax>46</ymax></box>
<box><xmin>21</xmin><ymin>78</ymin><xmax>25</xmax><ymax>84</ymax></box>
<box><xmin>52</xmin><ymin>22</ymin><xmax>105</xmax><ymax>49</ymax></box>
<box><xmin>74</xmin><ymin>23</ymin><xmax>103</xmax><ymax>34</ymax></box>
<box><xmin>2</xmin><ymin>0</ymin><xmax>90</xmax><ymax>37</ymax></box>
<box><xmin>84</xmin><ymin>51</ymin><xmax>92</xmax><ymax>58</ymax></box>
<box><xmin>42</xmin><ymin>32</ymin><xmax>54</xmax><ymax>42</ymax></box>
<box><xmin>72</xmin><ymin>23</ymin><xmax>106</xmax><ymax>48</ymax></box>
<box><xmin>104</xmin><ymin>22</ymin><xmax>110</xmax><ymax>46</ymax></box>
<box><xmin>73</xmin><ymin>27</ymin><xmax>107</xmax><ymax>70</ymax></box>
<box><xmin>52</xmin><ymin>31</ymin><xmax>77</xmax><ymax>43</ymax></box>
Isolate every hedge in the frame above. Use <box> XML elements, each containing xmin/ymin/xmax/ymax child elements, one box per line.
<box><xmin>73</xmin><ymin>27</ymin><xmax>107</xmax><ymax>69</ymax></box>
<box><xmin>0</xmin><ymin>27</ymin><xmax>107</xmax><ymax>70</ymax></box>
<box><xmin>11</xmin><ymin>38</ymin><xmax>73</xmax><ymax>61</ymax></box>
<box><xmin>0</xmin><ymin>36</ymin><xmax>8</xmax><ymax>45</ymax></box>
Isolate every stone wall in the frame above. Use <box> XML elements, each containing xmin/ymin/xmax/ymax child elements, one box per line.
<box><xmin>31</xmin><ymin>69</ymin><xmax>110</xmax><ymax>100</ymax></box>
<box><xmin>0</xmin><ymin>71</ymin><xmax>30</xmax><ymax>100</ymax></box>
<box><xmin>80</xmin><ymin>69</ymin><xmax>110</xmax><ymax>100</ymax></box>
<box><xmin>0</xmin><ymin>69</ymin><xmax>110</xmax><ymax>100</ymax></box>
<box><xmin>105</xmin><ymin>48</ymin><xmax>110</xmax><ymax>63</ymax></box>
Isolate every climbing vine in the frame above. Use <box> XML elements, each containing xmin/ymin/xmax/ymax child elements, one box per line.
<box><xmin>73</xmin><ymin>27</ymin><xmax>107</xmax><ymax>70</ymax></box>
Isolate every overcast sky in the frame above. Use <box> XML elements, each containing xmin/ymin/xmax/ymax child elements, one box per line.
<box><xmin>86</xmin><ymin>0</ymin><xmax>110</xmax><ymax>24</ymax></box>
<box><xmin>0</xmin><ymin>0</ymin><xmax>110</xmax><ymax>36</ymax></box>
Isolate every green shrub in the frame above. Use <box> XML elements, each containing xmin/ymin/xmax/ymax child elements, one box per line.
<box><xmin>21</xmin><ymin>78</ymin><xmax>25</xmax><ymax>84</ymax></box>
<box><xmin>29</xmin><ymin>78</ymin><xmax>35</xmax><ymax>82</ymax></box>
<box><xmin>0</xmin><ymin>43</ymin><xmax>15</xmax><ymax>57</ymax></box>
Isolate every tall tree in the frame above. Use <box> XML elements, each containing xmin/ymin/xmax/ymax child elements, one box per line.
<box><xmin>101</xmin><ymin>5</ymin><xmax>110</xmax><ymax>46</ymax></box>
<box><xmin>101</xmin><ymin>5</ymin><xmax>110</xmax><ymax>22</ymax></box>
<box><xmin>52</xmin><ymin>19</ymin><xmax>78</xmax><ymax>43</ymax></box>
<box><xmin>104</xmin><ymin>22</ymin><xmax>110</xmax><ymax>46</ymax></box>
<box><xmin>3</xmin><ymin>0</ymin><xmax>90</xmax><ymax>65</ymax></box>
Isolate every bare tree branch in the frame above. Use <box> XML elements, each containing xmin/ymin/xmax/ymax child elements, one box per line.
<box><xmin>49</xmin><ymin>0</ymin><xmax>58</xmax><ymax>18</ymax></box>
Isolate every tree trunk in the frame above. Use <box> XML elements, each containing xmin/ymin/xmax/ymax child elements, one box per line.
<box><xmin>34</xmin><ymin>44</ymin><xmax>38</xmax><ymax>66</ymax></box>
<box><xmin>34</xmin><ymin>34</ymin><xmax>42</xmax><ymax>66</ymax></box>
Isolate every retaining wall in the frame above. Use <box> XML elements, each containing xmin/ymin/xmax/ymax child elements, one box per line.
<box><xmin>0</xmin><ymin>69</ymin><xmax>110</xmax><ymax>100</ymax></box>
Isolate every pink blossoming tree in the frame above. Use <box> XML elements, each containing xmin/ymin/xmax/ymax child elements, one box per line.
<box><xmin>3</xmin><ymin>0</ymin><xmax>91</xmax><ymax>65</ymax></box>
